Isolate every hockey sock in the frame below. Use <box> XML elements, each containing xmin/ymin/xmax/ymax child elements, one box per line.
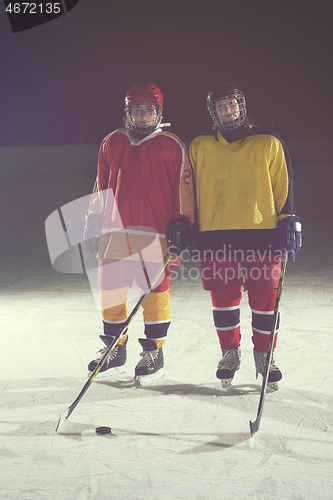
<box><xmin>142</xmin><ymin>290</ymin><xmax>171</xmax><ymax>341</ymax></box>
<box><xmin>101</xmin><ymin>299</ymin><xmax>129</xmax><ymax>344</ymax></box>
<box><xmin>102</xmin><ymin>320</ymin><xmax>128</xmax><ymax>344</ymax></box>
<box><xmin>211</xmin><ymin>288</ymin><xmax>242</xmax><ymax>350</ymax></box>
<box><xmin>248</xmin><ymin>288</ymin><xmax>279</xmax><ymax>352</ymax></box>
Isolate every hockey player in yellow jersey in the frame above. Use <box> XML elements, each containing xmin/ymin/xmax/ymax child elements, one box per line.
<box><xmin>189</xmin><ymin>83</ymin><xmax>302</xmax><ymax>389</ymax></box>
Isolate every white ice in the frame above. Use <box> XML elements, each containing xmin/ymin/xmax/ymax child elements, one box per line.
<box><xmin>1</xmin><ymin>163</ymin><xmax>333</xmax><ymax>500</ymax></box>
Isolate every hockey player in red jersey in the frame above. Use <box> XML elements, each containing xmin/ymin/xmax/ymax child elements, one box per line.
<box><xmin>84</xmin><ymin>83</ymin><xmax>195</xmax><ymax>384</ymax></box>
<box><xmin>189</xmin><ymin>83</ymin><xmax>302</xmax><ymax>389</ymax></box>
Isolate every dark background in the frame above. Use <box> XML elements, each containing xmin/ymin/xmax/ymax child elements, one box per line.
<box><xmin>1</xmin><ymin>0</ymin><xmax>333</xmax><ymax>147</ymax></box>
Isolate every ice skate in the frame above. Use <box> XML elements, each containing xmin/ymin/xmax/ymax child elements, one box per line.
<box><xmin>216</xmin><ymin>348</ymin><xmax>241</xmax><ymax>389</ymax></box>
<box><xmin>88</xmin><ymin>334</ymin><xmax>128</xmax><ymax>380</ymax></box>
<box><xmin>253</xmin><ymin>348</ymin><xmax>282</xmax><ymax>391</ymax></box>
<box><xmin>135</xmin><ymin>338</ymin><xmax>164</xmax><ymax>386</ymax></box>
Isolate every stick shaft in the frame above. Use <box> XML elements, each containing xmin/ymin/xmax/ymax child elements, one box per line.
<box><xmin>56</xmin><ymin>253</ymin><xmax>172</xmax><ymax>430</ymax></box>
<box><xmin>249</xmin><ymin>252</ymin><xmax>288</xmax><ymax>435</ymax></box>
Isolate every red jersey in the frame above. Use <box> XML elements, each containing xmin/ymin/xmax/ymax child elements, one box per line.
<box><xmin>89</xmin><ymin>128</ymin><xmax>195</xmax><ymax>261</ymax></box>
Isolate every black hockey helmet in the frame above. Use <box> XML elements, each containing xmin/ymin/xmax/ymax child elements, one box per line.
<box><xmin>206</xmin><ymin>82</ymin><xmax>246</xmax><ymax>131</ymax></box>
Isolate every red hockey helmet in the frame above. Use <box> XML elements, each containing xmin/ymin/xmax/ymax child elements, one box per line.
<box><xmin>125</xmin><ymin>83</ymin><xmax>163</xmax><ymax>135</ymax></box>
<box><xmin>125</xmin><ymin>82</ymin><xmax>163</xmax><ymax>110</ymax></box>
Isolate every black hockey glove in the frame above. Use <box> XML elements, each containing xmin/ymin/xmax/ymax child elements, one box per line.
<box><xmin>276</xmin><ymin>215</ymin><xmax>302</xmax><ymax>261</ymax></box>
<box><xmin>83</xmin><ymin>213</ymin><xmax>103</xmax><ymax>253</ymax></box>
<box><xmin>166</xmin><ymin>217</ymin><xmax>191</xmax><ymax>256</ymax></box>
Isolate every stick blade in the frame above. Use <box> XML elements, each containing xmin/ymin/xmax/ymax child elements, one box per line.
<box><xmin>55</xmin><ymin>409</ymin><xmax>69</xmax><ymax>432</ymax></box>
<box><xmin>249</xmin><ymin>419</ymin><xmax>259</xmax><ymax>436</ymax></box>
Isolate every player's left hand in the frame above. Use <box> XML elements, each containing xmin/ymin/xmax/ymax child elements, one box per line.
<box><xmin>166</xmin><ymin>217</ymin><xmax>191</xmax><ymax>256</ymax></box>
<box><xmin>83</xmin><ymin>213</ymin><xmax>103</xmax><ymax>253</ymax></box>
<box><xmin>277</xmin><ymin>215</ymin><xmax>302</xmax><ymax>261</ymax></box>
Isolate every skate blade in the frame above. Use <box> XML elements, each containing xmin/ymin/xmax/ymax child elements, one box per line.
<box><xmin>136</xmin><ymin>368</ymin><xmax>164</xmax><ymax>386</ymax></box>
<box><xmin>257</xmin><ymin>373</ymin><xmax>279</xmax><ymax>391</ymax></box>
<box><xmin>88</xmin><ymin>366</ymin><xmax>126</xmax><ymax>381</ymax></box>
<box><xmin>221</xmin><ymin>378</ymin><xmax>234</xmax><ymax>389</ymax></box>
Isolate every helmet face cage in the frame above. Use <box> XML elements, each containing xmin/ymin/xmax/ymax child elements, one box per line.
<box><xmin>126</xmin><ymin>102</ymin><xmax>163</xmax><ymax>135</ymax></box>
<box><xmin>125</xmin><ymin>83</ymin><xmax>163</xmax><ymax>135</ymax></box>
<box><xmin>207</xmin><ymin>85</ymin><xmax>246</xmax><ymax>131</ymax></box>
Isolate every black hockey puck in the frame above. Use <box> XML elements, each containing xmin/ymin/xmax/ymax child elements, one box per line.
<box><xmin>95</xmin><ymin>426</ymin><xmax>112</xmax><ymax>435</ymax></box>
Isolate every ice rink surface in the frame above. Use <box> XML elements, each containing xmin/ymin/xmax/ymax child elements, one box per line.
<box><xmin>0</xmin><ymin>162</ymin><xmax>333</xmax><ymax>500</ymax></box>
